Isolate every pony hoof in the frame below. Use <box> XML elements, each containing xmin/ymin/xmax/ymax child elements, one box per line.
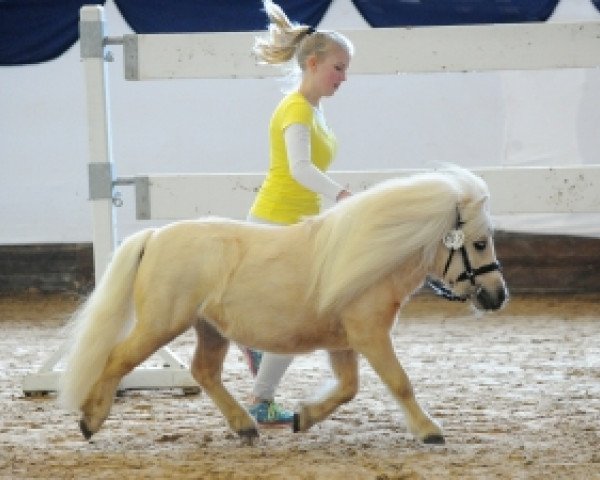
<box><xmin>238</xmin><ymin>427</ymin><xmax>259</xmax><ymax>446</ymax></box>
<box><xmin>79</xmin><ymin>419</ymin><xmax>94</xmax><ymax>440</ymax></box>
<box><xmin>423</xmin><ymin>434</ymin><xmax>445</xmax><ymax>445</ymax></box>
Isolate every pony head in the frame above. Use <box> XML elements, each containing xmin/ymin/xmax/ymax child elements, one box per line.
<box><xmin>428</xmin><ymin>168</ymin><xmax>508</xmax><ymax>311</ymax></box>
<box><xmin>310</xmin><ymin>166</ymin><xmax>508</xmax><ymax>314</ymax></box>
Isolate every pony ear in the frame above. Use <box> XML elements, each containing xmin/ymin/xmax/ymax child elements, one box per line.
<box><xmin>472</xmin><ymin>195</ymin><xmax>489</xmax><ymax>209</ymax></box>
<box><xmin>456</xmin><ymin>195</ymin><xmax>489</xmax><ymax>223</ymax></box>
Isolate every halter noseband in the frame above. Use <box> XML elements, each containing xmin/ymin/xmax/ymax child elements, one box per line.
<box><xmin>428</xmin><ymin>213</ymin><xmax>501</xmax><ymax>302</ymax></box>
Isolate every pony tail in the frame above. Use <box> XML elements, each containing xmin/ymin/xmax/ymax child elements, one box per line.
<box><xmin>58</xmin><ymin>228</ymin><xmax>154</xmax><ymax>412</ymax></box>
<box><xmin>253</xmin><ymin>0</ymin><xmax>312</xmax><ymax>65</ymax></box>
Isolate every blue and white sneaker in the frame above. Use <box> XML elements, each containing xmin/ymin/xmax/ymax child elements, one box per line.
<box><xmin>241</xmin><ymin>346</ymin><xmax>263</xmax><ymax>377</ymax></box>
<box><xmin>248</xmin><ymin>401</ymin><xmax>294</xmax><ymax>426</ymax></box>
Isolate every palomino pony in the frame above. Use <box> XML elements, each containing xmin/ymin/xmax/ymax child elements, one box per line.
<box><xmin>59</xmin><ymin>167</ymin><xmax>507</xmax><ymax>445</ymax></box>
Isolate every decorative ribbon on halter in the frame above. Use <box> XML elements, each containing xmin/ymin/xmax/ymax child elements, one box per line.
<box><xmin>428</xmin><ymin>213</ymin><xmax>501</xmax><ymax>302</ymax></box>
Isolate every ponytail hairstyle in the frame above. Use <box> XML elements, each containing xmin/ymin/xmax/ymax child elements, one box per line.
<box><xmin>253</xmin><ymin>0</ymin><xmax>353</xmax><ymax>79</ymax></box>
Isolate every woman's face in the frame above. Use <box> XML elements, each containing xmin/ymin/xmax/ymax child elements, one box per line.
<box><xmin>312</xmin><ymin>45</ymin><xmax>351</xmax><ymax>98</ymax></box>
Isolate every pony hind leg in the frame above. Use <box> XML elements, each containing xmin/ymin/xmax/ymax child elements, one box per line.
<box><xmin>191</xmin><ymin>319</ymin><xmax>258</xmax><ymax>444</ymax></box>
<box><xmin>79</xmin><ymin>310</ymin><xmax>192</xmax><ymax>439</ymax></box>
<box><xmin>294</xmin><ymin>349</ymin><xmax>359</xmax><ymax>432</ymax></box>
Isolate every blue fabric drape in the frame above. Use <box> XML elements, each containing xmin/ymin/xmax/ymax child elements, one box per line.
<box><xmin>113</xmin><ymin>0</ymin><xmax>333</xmax><ymax>33</ymax></box>
<box><xmin>350</xmin><ymin>0</ymin><xmax>560</xmax><ymax>27</ymax></box>
<box><xmin>0</xmin><ymin>0</ymin><xmax>571</xmax><ymax>66</ymax></box>
<box><xmin>0</xmin><ymin>0</ymin><xmax>104</xmax><ymax>66</ymax></box>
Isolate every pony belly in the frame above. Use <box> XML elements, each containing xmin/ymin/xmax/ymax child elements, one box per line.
<box><xmin>201</xmin><ymin>300</ymin><xmax>348</xmax><ymax>354</ymax></box>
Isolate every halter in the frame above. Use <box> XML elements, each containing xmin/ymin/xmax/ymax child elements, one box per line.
<box><xmin>428</xmin><ymin>213</ymin><xmax>501</xmax><ymax>302</ymax></box>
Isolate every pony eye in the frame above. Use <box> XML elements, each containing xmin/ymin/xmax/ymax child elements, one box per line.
<box><xmin>473</xmin><ymin>240</ymin><xmax>487</xmax><ymax>251</ymax></box>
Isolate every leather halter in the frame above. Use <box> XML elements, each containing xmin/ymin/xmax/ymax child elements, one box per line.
<box><xmin>428</xmin><ymin>214</ymin><xmax>501</xmax><ymax>302</ymax></box>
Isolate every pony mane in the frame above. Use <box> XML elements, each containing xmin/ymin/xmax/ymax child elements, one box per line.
<box><xmin>308</xmin><ymin>167</ymin><xmax>492</xmax><ymax>314</ymax></box>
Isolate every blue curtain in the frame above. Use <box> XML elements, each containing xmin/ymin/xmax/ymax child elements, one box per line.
<box><xmin>114</xmin><ymin>0</ymin><xmax>333</xmax><ymax>33</ymax></box>
<box><xmin>0</xmin><ymin>0</ymin><xmax>104</xmax><ymax>66</ymax></box>
<box><xmin>350</xmin><ymin>0</ymin><xmax>560</xmax><ymax>27</ymax></box>
<box><xmin>1</xmin><ymin>0</ymin><xmax>568</xmax><ymax>66</ymax></box>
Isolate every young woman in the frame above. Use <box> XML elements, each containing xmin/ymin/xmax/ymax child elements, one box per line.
<box><xmin>242</xmin><ymin>0</ymin><xmax>354</xmax><ymax>425</ymax></box>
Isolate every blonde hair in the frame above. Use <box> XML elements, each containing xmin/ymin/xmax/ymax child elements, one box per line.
<box><xmin>253</xmin><ymin>0</ymin><xmax>354</xmax><ymax>71</ymax></box>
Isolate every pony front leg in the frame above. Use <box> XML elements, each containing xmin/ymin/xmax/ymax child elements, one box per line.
<box><xmin>191</xmin><ymin>320</ymin><xmax>258</xmax><ymax>444</ymax></box>
<box><xmin>294</xmin><ymin>350</ymin><xmax>359</xmax><ymax>432</ymax></box>
<box><xmin>354</xmin><ymin>335</ymin><xmax>444</xmax><ymax>444</ymax></box>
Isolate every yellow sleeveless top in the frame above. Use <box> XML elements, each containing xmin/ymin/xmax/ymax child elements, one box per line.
<box><xmin>250</xmin><ymin>92</ymin><xmax>337</xmax><ymax>224</ymax></box>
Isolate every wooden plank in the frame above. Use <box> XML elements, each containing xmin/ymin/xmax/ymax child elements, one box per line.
<box><xmin>495</xmin><ymin>231</ymin><xmax>600</xmax><ymax>294</ymax></box>
<box><xmin>0</xmin><ymin>244</ymin><xmax>93</xmax><ymax>294</ymax></box>
<box><xmin>124</xmin><ymin>22</ymin><xmax>600</xmax><ymax>80</ymax></box>
<box><xmin>3</xmin><ymin>235</ymin><xmax>600</xmax><ymax>295</ymax></box>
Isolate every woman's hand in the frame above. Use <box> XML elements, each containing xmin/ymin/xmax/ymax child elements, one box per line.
<box><xmin>336</xmin><ymin>189</ymin><xmax>352</xmax><ymax>202</ymax></box>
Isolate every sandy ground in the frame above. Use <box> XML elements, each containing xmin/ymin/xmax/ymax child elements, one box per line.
<box><xmin>0</xmin><ymin>292</ymin><xmax>599</xmax><ymax>479</ymax></box>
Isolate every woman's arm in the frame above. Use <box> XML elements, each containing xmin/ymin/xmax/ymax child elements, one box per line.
<box><xmin>285</xmin><ymin>123</ymin><xmax>348</xmax><ymax>201</ymax></box>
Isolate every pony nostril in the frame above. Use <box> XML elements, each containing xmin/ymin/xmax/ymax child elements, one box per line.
<box><xmin>476</xmin><ymin>286</ymin><xmax>506</xmax><ymax>311</ymax></box>
<box><xmin>476</xmin><ymin>289</ymin><xmax>490</xmax><ymax>310</ymax></box>
<box><xmin>497</xmin><ymin>286</ymin><xmax>508</xmax><ymax>305</ymax></box>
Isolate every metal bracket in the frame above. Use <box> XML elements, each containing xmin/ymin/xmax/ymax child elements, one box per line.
<box><xmin>135</xmin><ymin>176</ymin><xmax>151</xmax><ymax>219</ymax></box>
<box><xmin>124</xmin><ymin>34</ymin><xmax>140</xmax><ymax>80</ymax></box>
<box><xmin>88</xmin><ymin>162</ymin><xmax>114</xmax><ymax>200</ymax></box>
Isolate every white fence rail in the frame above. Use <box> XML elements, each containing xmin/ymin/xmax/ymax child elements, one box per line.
<box><xmin>123</xmin><ymin>22</ymin><xmax>600</xmax><ymax>80</ymax></box>
<box><xmin>132</xmin><ymin>166</ymin><xmax>600</xmax><ymax>221</ymax></box>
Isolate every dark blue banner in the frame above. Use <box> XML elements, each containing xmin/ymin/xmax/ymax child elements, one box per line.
<box><xmin>114</xmin><ymin>0</ymin><xmax>333</xmax><ymax>33</ymax></box>
<box><xmin>1</xmin><ymin>0</ymin><xmax>567</xmax><ymax>66</ymax></box>
<box><xmin>350</xmin><ymin>0</ymin><xmax>560</xmax><ymax>27</ymax></box>
<box><xmin>0</xmin><ymin>0</ymin><xmax>104</xmax><ymax>66</ymax></box>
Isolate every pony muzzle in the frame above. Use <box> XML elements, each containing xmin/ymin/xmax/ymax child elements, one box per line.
<box><xmin>474</xmin><ymin>284</ymin><xmax>508</xmax><ymax>311</ymax></box>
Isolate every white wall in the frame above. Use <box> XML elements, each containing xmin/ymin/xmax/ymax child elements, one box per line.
<box><xmin>1</xmin><ymin>0</ymin><xmax>599</xmax><ymax>244</ymax></box>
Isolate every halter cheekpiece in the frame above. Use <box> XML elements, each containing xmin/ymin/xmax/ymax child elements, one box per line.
<box><xmin>428</xmin><ymin>211</ymin><xmax>501</xmax><ymax>302</ymax></box>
